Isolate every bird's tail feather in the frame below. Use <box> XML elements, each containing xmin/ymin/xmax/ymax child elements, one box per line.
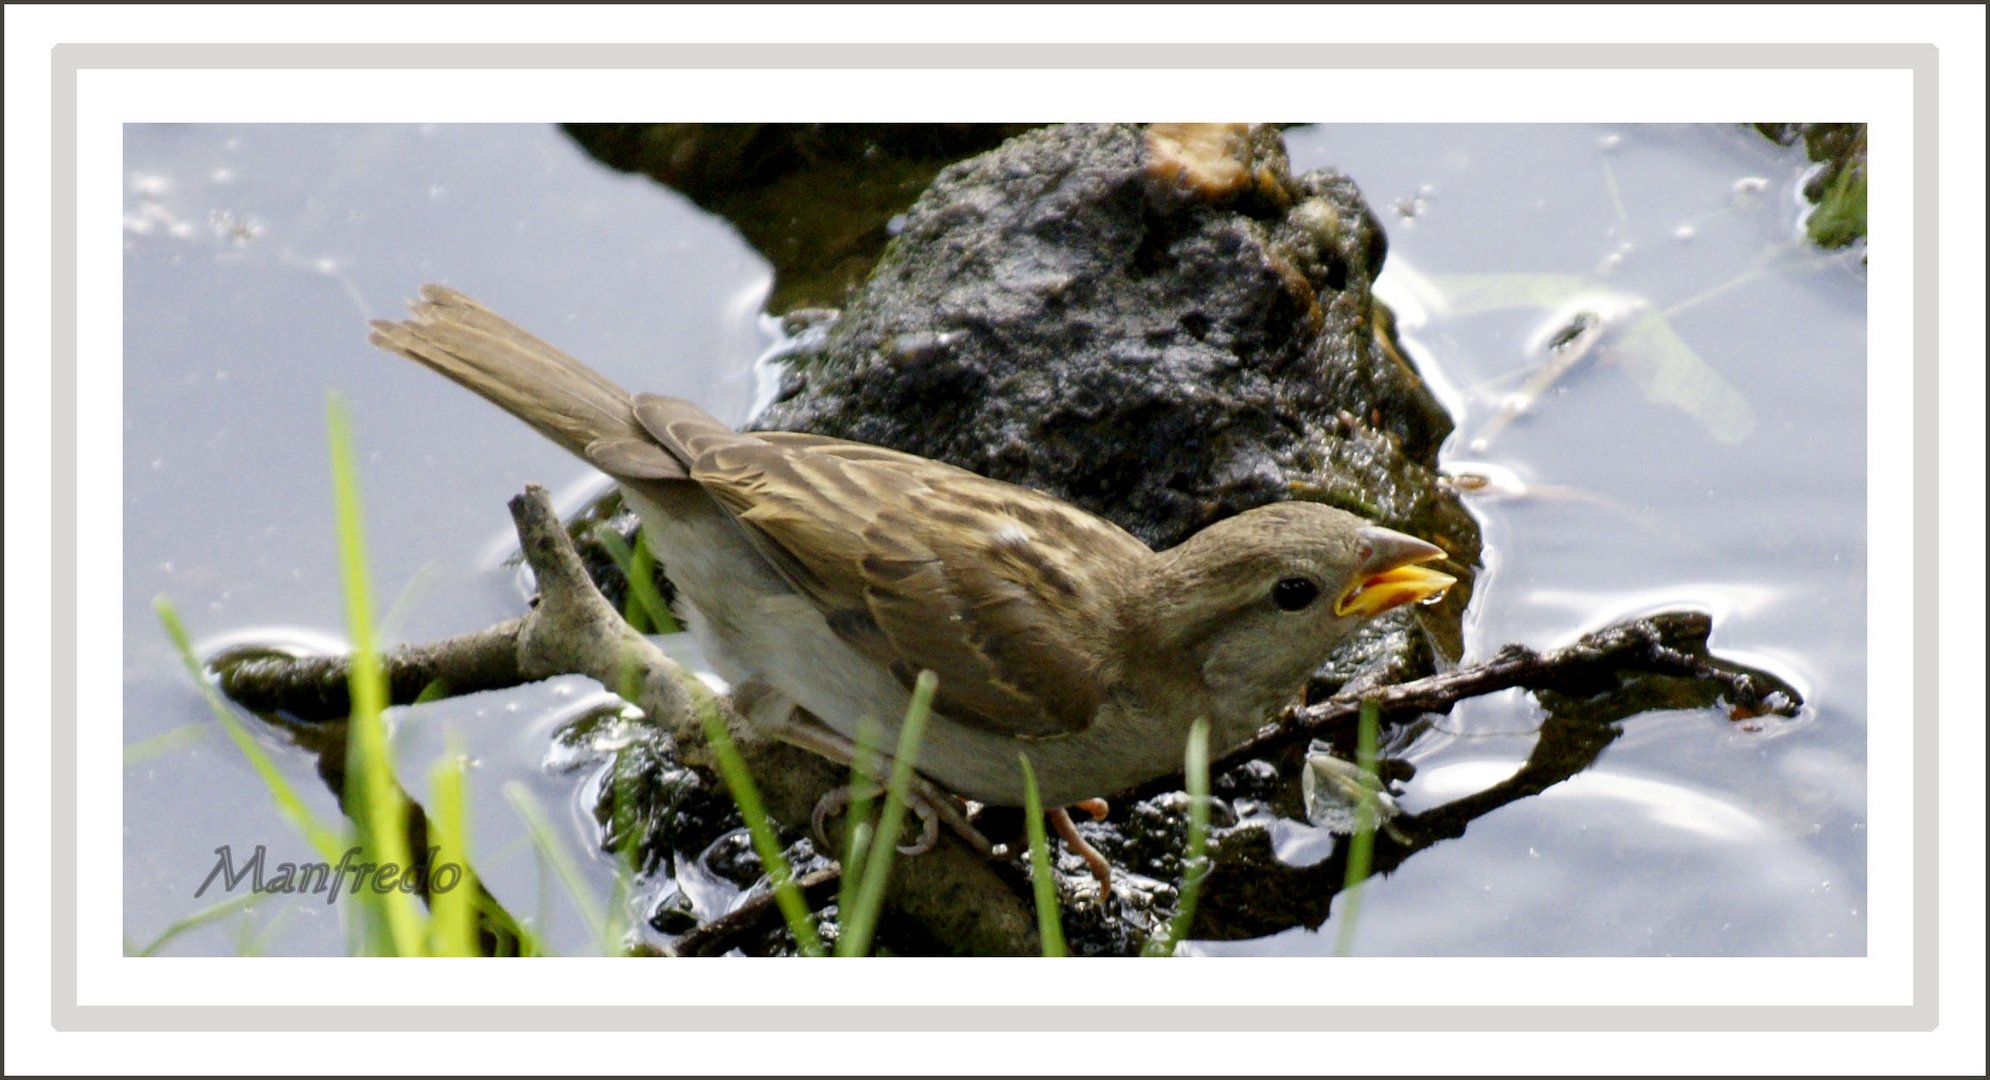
<box><xmin>369</xmin><ymin>284</ymin><xmax>698</xmax><ymax>481</ymax></box>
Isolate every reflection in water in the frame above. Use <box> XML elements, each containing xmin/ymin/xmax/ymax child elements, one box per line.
<box><xmin>1419</xmin><ymin>759</ymin><xmax>1777</xmax><ymax>845</ymax></box>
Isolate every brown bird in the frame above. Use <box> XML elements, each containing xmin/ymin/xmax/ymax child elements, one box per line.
<box><xmin>371</xmin><ymin>285</ymin><xmax>1455</xmax><ymax>880</ymax></box>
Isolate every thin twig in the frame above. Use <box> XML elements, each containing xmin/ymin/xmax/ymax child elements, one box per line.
<box><xmin>1124</xmin><ymin>609</ymin><xmax>1802</xmax><ymax>804</ymax></box>
<box><xmin>667</xmin><ymin>867</ymin><xmax>844</xmax><ymax>957</ymax></box>
<box><xmin>214</xmin><ymin>620</ymin><xmax>524</xmax><ymax>721</ymax></box>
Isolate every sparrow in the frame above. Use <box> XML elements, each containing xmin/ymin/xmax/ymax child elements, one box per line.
<box><xmin>370</xmin><ymin>285</ymin><xmax>1456</xmax><ymax>871</ymax></box>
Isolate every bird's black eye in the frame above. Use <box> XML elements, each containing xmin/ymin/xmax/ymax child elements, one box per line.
<box><xmin>1271</xmin><ymin>576</ymin><xmax>1321</xmax><ymax>611</ymax></box>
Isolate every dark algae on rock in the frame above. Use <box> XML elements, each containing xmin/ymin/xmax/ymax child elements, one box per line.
<box><xmin>1753</xmin><ymin>122</ymin><xmax>1867</xmax><ymax>250</ymax></box>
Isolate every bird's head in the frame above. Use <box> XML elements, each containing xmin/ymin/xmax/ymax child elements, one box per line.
<box><xmin>1130</xmin><ymin>502</ymin><xmax>1456</xmax><ymax>723</ymax></box>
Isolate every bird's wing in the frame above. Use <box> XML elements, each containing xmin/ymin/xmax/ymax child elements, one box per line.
<box><xmin>684</xmin><ymin>432</ymin><xmax>1149</xmax><ymax>739</ymax></box>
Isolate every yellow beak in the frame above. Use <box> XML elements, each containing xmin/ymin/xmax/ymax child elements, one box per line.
<box><xmin>1334</xmin><ymin>527</ymin><xmax>1457</xmax><ymax>618</ymax></box>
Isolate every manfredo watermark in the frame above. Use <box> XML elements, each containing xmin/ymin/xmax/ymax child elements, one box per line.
<box><xmin>195</xmin><ymin>844</ymin><xmax>465</xmax><ymax>904</ymax></box>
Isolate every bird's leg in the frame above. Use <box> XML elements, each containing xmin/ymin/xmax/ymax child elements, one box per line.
<box><xmin>753</xmin><ymin>702</ymin><xmax>992</xmax><ymax>858</ymax></box>
<box><xmin>1048</xmin><ymin>807</ymin><xmax>1114</xmax><ymax>897</ymax></box>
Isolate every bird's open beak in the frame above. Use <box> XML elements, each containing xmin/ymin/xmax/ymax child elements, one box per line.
<box><xmin>1335</xmin><ymin>526</ymin><xmax>1457</xmax><ymax>618</ymax></box>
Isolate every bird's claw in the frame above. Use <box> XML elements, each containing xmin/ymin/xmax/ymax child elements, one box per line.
<box><xmin>897</xmin><ymin>790</ymin><xmax>944</xmax><ymax>855</ymax></box>
<box><xmin>809</xmin><ymin>783</ymin><xmax>950</xmax><ymax>857</ymax></box>
<box><xmin>810</xmin><ymin>785</ymin><xmax>856</xmax><ymax>848</ymax></box>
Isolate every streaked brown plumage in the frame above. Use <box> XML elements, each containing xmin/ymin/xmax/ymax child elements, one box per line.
<box><xmin>371</xmin><ymin>285</ymin><xmax>1455</xmax><ymax>812</ymax></box>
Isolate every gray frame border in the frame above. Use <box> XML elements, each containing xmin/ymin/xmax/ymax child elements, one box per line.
<box><xmin>58</xmin><ymin>43</ymin><xmax>1937</xmax><ymax>1032</ymax></box>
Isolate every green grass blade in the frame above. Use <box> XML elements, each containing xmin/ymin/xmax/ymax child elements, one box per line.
<box><xmin>376</xmin><ymin>560</ymin><xmax>438</xmax><ymax>645</ymax></box>
<box><xmin>427</xmin><ymin>737</ymin><xmax>479</xmax><ymax>957</ymax></box>
<box><xmin>1333</xmin><ymin>698</ymin><xmax>1383</xmax><ymax>958</ymax></box>
<box><xmin>129</xmin><ymin>891</ymin><xmax>266</xmax><ymax>957</ymax></box>
<box><xmin>627</xmin><ymin>529</ymin><xmax>679</xmax><ymax>633</ymax></box>
<box><xmin>604</xmin><ymin>725</ymin><xmax>646</xmax><ymax>949</ymax></box>
<box><xmin>697</xmin><ymin>709</ymin><xmax>827</xmax><ymax>957</ymax></box>
<box><xmin>238</xmin><ymin>901</ymin><xmax>300</xmax><ymax>957</ymax></box>
<box><xmin>834</xmin><ymin>718</ymin><xmax>883</xmax><ymax>941</ymax></box>
<box><xmin>593</xmin><ymin>524</ymin><xmax>681</xmax><ymax>635</ymax></box>
<box><xmin>839</xmin><ymin>670</ymin><xmax>937</xmax><ymax>957</ymax></box>
<box><xmin>505</xmin><ymin>781</ymin><xmax>617</xmax><ymax>955</ymax></box>
<box><xmin>1017</xmin><ymin>753</ymin><xmax>1068</xmax><ymax>957</ymax></box>
<box><xmin>327</xmin><ymin>394</ymin><xmax>426</xmax><ymax>957</ymax></box>
<box><xmin>154</xmin><ymin>598</ymin><xmax>349</xmax><ymax>864</ymax></box>
<box><xmin>475</xmin><ymin>889</ymin><xmax>546</xmax><ymax>958</ymax></box>
<box><xmin>1808</xmin><ymin>156</ymin><xmax>1867</xmax><ymax>248</ymax></box>
<box><xmin>123</xmin><ymin>720</ymin><xmax>218</xmax><ymax>769</ymax></box>
<box><xmin>1144</xmin><ymin>716</ymin><xmax>1211</xmax><ymax>957</ymax></box>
